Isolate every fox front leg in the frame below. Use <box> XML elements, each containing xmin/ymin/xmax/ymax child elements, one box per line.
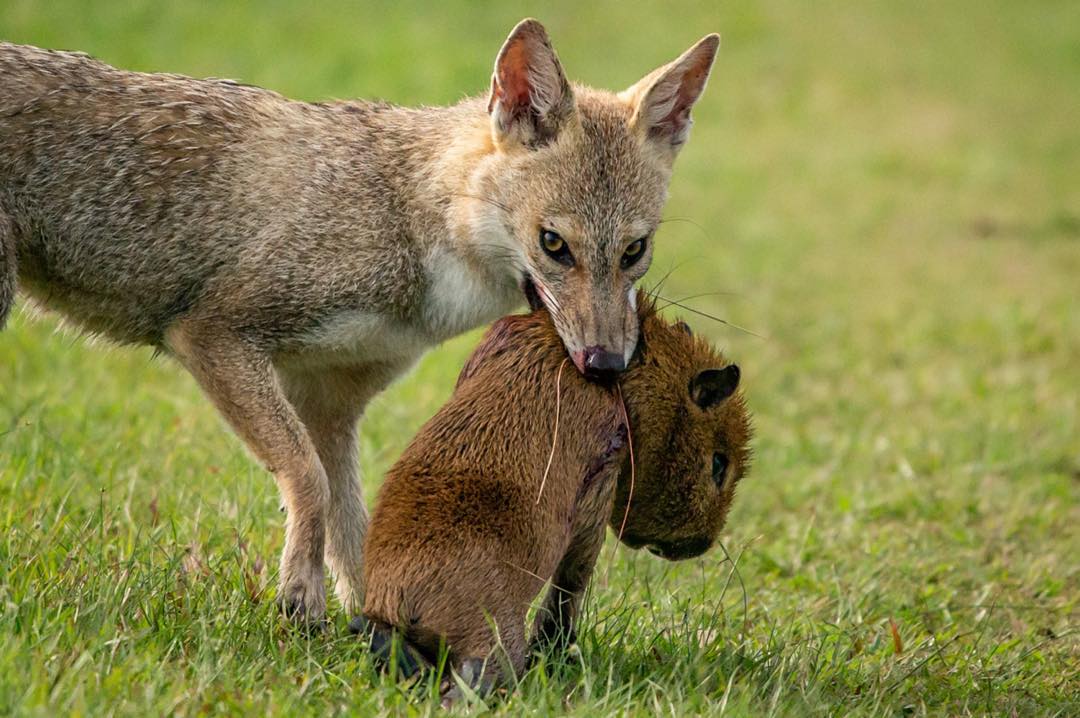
<box><xmin>166</xmin><ymin>320</ymin><xmax>329</xmax><ymax>625</ymax></box>
<box><xmin>280</xmin><ymin>365</ymin><xmax>399</xmax><ymax>616</ymax></box>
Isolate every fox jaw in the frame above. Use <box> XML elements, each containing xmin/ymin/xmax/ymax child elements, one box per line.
<box><xmin>464</xmin><ymin>19</ymin><xmax>719</xmax><ymax>378</ymax></box>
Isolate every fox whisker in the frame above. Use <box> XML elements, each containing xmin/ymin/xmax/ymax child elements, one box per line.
<box><xmin>652</xmin><ymin>295</ymin><xmax>765</xmax><ymax>339</ymax></box>
<box><xmin>657</xmin><ymin>216</ymin><xmax>716</xmax><ymax>245</ymax></box>
<box><xmin>535</xmin><ymin>357</ymin><xmax>569</xmax><ymax>504</ymax></box>
<box><xmin>451</xmin><ymin>192</ymin><xmax>513</xmax><ymax>215</ymax></box>
<box><xmin>666</xmin><ymin>290</ymin><xmax>743</xmax><ymax>304</ymax></box>
<box><xmin>643</xmin><ymin>256</ymin><xmax>698</xmax><ymax>299</ymax></box>
<box><xmin>607</xmin><ymin>383</ymin><xmax>636</xmax><ymax>580</ymax></box>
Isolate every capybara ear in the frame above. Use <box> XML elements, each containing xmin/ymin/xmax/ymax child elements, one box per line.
<box><xmin>674</xmin><ymin>320</ymin><xmax>692</xmax><ymax>336</ymax></box>
<box><xmin>689</xmin><ymin>364</ymin><xmax>740</xmax><ymax>409</ymax></box>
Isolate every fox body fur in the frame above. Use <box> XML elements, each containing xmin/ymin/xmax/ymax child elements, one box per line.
<box><xmin>0</xmin><ymin>20</ymin><xmax>719</xmax><ymax>621</ymax></box>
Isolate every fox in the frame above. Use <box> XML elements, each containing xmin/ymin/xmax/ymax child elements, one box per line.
<box><xmin>0</xmin><ymin>19</ymin><xmax>720</xmax><ymax>624</ymax></box>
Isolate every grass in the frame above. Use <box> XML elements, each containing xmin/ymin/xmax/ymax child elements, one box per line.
<box><xmin>1</xmin><ymin>0</ymin><xmax>1078</xmax><ymax>715</ymax></box>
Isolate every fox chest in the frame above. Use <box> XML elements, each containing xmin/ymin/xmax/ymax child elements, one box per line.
<box><xmin>419</xmin><ymin>246</ymin><xmax>523</xmax><ymax>340</ymax></box>
<box><xmin>288</xmin><ymin>248</ymin><xmax>520</xmax><ymax>368</ymax></box>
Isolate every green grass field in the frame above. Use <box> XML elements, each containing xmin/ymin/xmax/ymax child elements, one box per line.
<box><xmin>1</xmin><ymin>1</ymin><xmax>1078</xmax><ymax>715</ymax></box>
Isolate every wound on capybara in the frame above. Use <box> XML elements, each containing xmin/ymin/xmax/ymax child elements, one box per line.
<box><xmin>361</xmin><ymin>292</ymin><xmax>752</xmax><ymax>699</ymax></box>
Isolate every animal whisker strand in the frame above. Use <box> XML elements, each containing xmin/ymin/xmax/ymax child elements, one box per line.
<box><xmin>657</xmin><ymin>216</ymin><xmax>717</xmax><ymax>244</ymax></box>
<box><xmin>653</xmin><ymin>295</ymin><xmax>766</xmax><ymax>339</ymax></box>
<box><xmin>468</xmin><ymin>241</ymin><xmax>519</xmax><ymax>255</ymax></box>
<box><xmin>450</xmin><ymin>192</ymin><xmax>513</xmax><ymax>215</ymax></box>
<box><xmin>668</xmin><ymin>290</ymin><xmax>743</xmax><ymax>304</ymax></box>
<box><xmin>466</xmin><ymin>244</ymin><xmax>524</xmax><ymax>264</ymax></box>
<box><xmin>642</xmin><ymin>256</ymin><xmax>698</xmax><ymax>300</ymax></box>
<box><xmin>535</xmin><ymin>357</ymin><xmax>569</xmax><ymax>504</ymax></box>
<box><xmin>498</xmin><ymin>560</ymin><xmax>570</xmax><ymax>594</ymax></box>
<box><xmin>715</xmin><ymin>539</ymin><xmax>751</xmax><ymax>638</ymax></box>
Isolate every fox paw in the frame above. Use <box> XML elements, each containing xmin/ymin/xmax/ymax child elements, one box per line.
<box><xmin>276</xmin><ymin>572</ymin><xmax>327</xmax><ymax>630</ymax></box>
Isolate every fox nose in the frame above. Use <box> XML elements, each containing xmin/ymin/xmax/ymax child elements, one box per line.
<box><xmin>582</xmin><ymin>346</ymin><xmax>626</xmax><ymax>380</ymax></box>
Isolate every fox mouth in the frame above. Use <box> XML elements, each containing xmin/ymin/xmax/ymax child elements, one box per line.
<box><xmin>522</xmin><ymin>274</ymin><xmax>545</xmax><ymax>312</ymax></box>
<box><xmin>521</xmin><ymin>273</ymin><xmax>620</xmax><ymax>380</ymax></box>
<box><xmin>521</xmin><ymin>274</ymin><xmax>585</xmax><ymax>376</ymax></box>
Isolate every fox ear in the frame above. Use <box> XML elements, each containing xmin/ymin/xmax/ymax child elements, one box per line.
<box><xmin>623</xmin><ymin>34</ymin><xmax>719</xmax><ymax>158</ymax></box>
<box><xmin>690</xmin><ymin>364</ymin><xmax>739</xmax><ymax>409</ymax></box>
<box><xmin>488</xmin><ymin>18</ymin><xmax>574</xmax><ymax>149</ymax></box>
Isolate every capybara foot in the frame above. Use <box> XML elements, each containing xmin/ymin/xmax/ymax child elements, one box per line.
<box><xmin>440</xmin><ymin>658</ymin><xmax>496</xmax><ymax>707</ymax></box>
<box><xmin>353</xmin><ymin>616</ymin><xmax>429</xmax><ymax>679</ymax></box>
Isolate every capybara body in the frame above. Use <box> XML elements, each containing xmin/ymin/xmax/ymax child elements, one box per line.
<box><xmin>363</xmin><ymin>314</ymin><xmax>625</xmax><ymax>679</ymax></box>
<box><xmin>362</xmin><ymin>295</ymin><xmax>752</xmax><ymax>695</ymax></box>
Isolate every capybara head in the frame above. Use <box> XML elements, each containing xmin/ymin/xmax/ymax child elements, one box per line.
<box><xmin>611</xmin><ymin>296</ymin><xmax>753</xmax><ymax>560</ymax></box>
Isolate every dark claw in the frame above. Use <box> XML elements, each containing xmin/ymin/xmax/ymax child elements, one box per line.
<box><xmin>276</xmin><ymin>596</ymin><xmax>328</xmax><ymax>634</ymax></box>
<box><xmin>441</xmin><ymin>658</ymin><xmax>495</xmax><ymax>707</ymax></box>
<box><xmin>359</xmin><ymin>618</ymin><xmax>427</xmax><ymax>679</ymax></box>
<box><xmin>347</xmin><ymin>615</ymin><xmax>370</xmax><ymax>635</ymax></box>
<box><xmin>533</xmin><ymin>617</ymin><xmax>577</xmax><ymax>651</ymax></box>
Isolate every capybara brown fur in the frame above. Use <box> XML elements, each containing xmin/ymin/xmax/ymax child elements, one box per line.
<box><xmin>360</xmin><ymin>293</ymin><xmax>752</xmax><ymax>698</ymax></box>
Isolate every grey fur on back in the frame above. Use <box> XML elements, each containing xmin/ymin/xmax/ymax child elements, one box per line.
<box><xmin>0</xmin><ymin>42</ymin><xmax>476</xmax><ymax>347</ymax></box>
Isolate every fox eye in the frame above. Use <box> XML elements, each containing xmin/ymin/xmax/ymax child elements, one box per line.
<box><xmin>712</xmin><ymin>452</ymin><xmax>729</xmax><ymax>489</ymax></box>
<box><xmin>621</xmin><ymin>237</ymin><xmax>647</xmax><ymax>269</ymax></box>
<box><xmin>540</xmin><ymin>229</ymin><xmax>573</xmax><ymax>266</ymax></box>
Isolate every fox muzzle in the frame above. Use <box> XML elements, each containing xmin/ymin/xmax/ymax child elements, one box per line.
<box><xmin>574</xmin><ymin>345</ymin><xmax>626</xmax><ymax>380</ymax></box>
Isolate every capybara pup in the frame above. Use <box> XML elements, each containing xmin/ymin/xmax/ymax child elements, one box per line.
<box><xmin>361</xmin><ymin>294</ymin><xmax>752</xmax><ymax>698</ymax></box>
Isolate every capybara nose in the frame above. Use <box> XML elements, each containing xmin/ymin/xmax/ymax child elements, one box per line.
<box><xmin>582</xmin><ymin>346</ymin><xmax>626</xmax><ymax>380</ymax></box>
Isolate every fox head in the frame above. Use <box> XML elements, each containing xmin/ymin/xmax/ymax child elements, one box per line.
<box><xmin>462</xmin><ymin>19</ymin><xmax>719</xmax><ymax>378</ymax></box>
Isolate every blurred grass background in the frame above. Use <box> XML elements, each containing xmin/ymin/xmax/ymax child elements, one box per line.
<box><xmin>1</xmin><ymin>0</ymin><xmax>1078</xmax><ymax>715</ymax></box>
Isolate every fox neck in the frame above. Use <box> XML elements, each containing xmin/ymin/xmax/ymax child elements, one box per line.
<box><xmin>383</xmin><ymin>99</ymin><xmax>526</xmax><ymax>338</ymax></box>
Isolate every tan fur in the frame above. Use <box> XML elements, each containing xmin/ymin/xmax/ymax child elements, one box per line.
<box><xmin>362</xmin><ymin>293</ymin><xmax>752</xmax><ymax>698</ymax></box>
<box><xmin>0</xmin><ymin>21</ymin><xmax>719</xmax><ymax>621</ymax></box>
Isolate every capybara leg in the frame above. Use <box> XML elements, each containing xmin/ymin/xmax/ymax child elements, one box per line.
<box><xmin>532</xmin><ymin>520</ymin><xmax>608</xmax><ymax>653</ymax></box>
<box><xmin>440</xmin><ymin>658</ymin><xmax>497</xmax><ymax>707</ymax></box>
<box><xmin>441</xmin><ymin>615</ymin><xmax>528</xmax><ymax>706</ymax></box>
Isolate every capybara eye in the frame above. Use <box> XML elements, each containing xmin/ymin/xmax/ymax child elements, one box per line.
<box><xmin>712</xmin><ymin>452</ymin><xmax>729</xmax><ymax>489</ymax></box>
<box><xmin>540</xmin><ymin>229</ymin><xmax>574</xmax><ymax>266</ymax></box>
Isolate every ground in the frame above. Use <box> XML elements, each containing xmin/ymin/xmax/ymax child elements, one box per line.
<box><xmin>0</xmin><ymin>1</ymin><xmax>1077</xmax><ymax>715</ymax></box>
